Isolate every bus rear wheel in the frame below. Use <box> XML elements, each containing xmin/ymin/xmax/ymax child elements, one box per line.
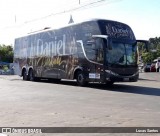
<box><xmin>29</xmin><ymin>69</ymin><xmax>35</xmax><ymax>81</ymax></box>
<box><xmin>76</xmin><ymin>71</ymin><xmax>87</xmax><ymax>86</ymax></box>
<box><xmin>22</xmin><ymin>69</ymin><xmax>28</xmax><ymax>81</ymax></box>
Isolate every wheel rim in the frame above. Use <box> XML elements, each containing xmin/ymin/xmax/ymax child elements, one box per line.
<box><xmin>78</xmin><ymin>74</ymin><xmax>84</xmax><ymax>83</ymax></box>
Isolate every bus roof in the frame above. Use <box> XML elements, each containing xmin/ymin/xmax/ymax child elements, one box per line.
<box><xmin>15</xmin><ymin>18</ymin><xmax>131</xmax><ymax>39</ymax></box>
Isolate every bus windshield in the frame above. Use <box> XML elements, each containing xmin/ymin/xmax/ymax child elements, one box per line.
<box><xmin>106</xmin><ymin>42</ymin><xmax>137</xmax><ymax>66</ymax></box>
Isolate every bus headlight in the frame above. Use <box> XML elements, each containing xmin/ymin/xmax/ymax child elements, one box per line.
<box><xmin>105</xmin><ymin>70</ymin><xmax>119</xmax><ymax>76</ymax></box>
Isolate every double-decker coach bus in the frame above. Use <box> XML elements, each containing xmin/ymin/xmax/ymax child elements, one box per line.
<box><xmin>14</xmin><ymin>19</ymin><xmax>148</xmax><ymax>86</ymax></box>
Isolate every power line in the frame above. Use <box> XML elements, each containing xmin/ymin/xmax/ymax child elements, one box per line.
<box><xmin>24</xmin><ymin>0</ymin><xmax>113</xmax><ymax>23</ymax></box>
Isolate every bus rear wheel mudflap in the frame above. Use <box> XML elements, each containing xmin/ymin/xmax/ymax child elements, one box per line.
<box><xmin>76</xmin><ymin>71</ymin><xmax>88</xmax><ymax>86</ymax></box>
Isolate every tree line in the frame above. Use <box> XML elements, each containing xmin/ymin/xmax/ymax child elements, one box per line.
<box><xmin>0</xmin><ymin>44</ymin><xmax>13</xmax><ymax>63</ymax></box>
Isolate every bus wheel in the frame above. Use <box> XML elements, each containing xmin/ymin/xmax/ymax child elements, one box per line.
<box><xmin>105</xmin><ymin>81</ymin><xmax>114</xmax><ymax>86</ymax></box>
<box><xmin>22</xmin><ymin>69</ymin><xmax>28</xmax><ymax>81</ymax></box>
<box><xmin>29</xmin><ymin>69</ymin><xmax>35</xmax><ymax>81</ymax></box>
<box><xmin>76</xmin><ymin>71</ymin><xmax>87</xmax><ymax>86</ymax></box>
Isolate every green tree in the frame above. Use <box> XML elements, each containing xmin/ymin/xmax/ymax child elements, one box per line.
<box><xmin>140</xmin><ymin>37</ymin><xmax>160</xmax><ymax>63</ymax></box>
<box><xmin>149</xmin><ymin>37</ymin><xmax>160</xmax><ymax>50</ymax></box>
<box><xmin>0</xmin><ymin>44</ymin><xmax>13</xmax><ymax>63</ymax></box>
<box><xmin>141</xmin><ymin>52</ymin><xmax>153</xmax><ymax>63</ymax></box>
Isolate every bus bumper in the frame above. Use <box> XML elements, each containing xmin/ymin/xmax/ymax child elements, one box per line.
<box><xmin>105</xmin><ymin>70</ymin><xmax>139</xmax><ymax>82</ymax></box>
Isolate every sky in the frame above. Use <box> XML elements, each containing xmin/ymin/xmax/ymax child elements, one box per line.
<box><xmin>0</xmin><ymin>0</ymin><xmax>160</xmax><ymax>45</ymax></box>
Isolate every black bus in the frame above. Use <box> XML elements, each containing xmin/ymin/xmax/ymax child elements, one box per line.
<box><xmin>14</xmin><ymin>19</ymin><xmax>148</xmax><ymax>86</ymax></box>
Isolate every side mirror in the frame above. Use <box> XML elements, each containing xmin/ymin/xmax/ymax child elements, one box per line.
<box><xmin>137</xmin><ymin>40</ymin><xmax>149</xmax><ymax>52</ymax></box>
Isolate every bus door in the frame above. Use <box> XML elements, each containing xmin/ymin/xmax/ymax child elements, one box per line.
<box><xmin>86</xmin><ymin>37</ymin><xmax>105</xmax><ymax>81</ymax></box>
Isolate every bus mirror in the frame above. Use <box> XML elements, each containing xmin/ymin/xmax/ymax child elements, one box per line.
<box><xmin>146</xmin><ymin>42</ymin><xmax>149</xmax><ymax>52</ymax></box>
<box><xmin>107</xmin><ymin>38</ymin><xmax>112</xmax><ymax>50</ymax></box>
<box><xmin>136</xmin><ymin>40</ymin><xmax>149</xmax><ymax>52</ymax></box>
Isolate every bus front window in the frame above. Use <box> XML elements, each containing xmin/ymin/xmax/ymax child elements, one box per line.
<box><xmin>106</xmin><ymin>42</ymin><xmax>137</xmax><ymax>66</ymax></box>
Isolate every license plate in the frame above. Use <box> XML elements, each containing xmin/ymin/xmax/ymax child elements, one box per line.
<box><xmin>123</xmin><ymin>78</ymin><xmax>129</xmax><ymax>81</ymax></box>
<box><xmin>89</xmin><ymin>73</ymin><xmax>100</xmax><ymax>79</ymax></box>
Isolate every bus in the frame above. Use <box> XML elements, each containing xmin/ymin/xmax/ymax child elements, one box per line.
<box><xmin>14</xmin><ymin>19</ymin><xmax>148</xmax><ymax>86</ymax></box>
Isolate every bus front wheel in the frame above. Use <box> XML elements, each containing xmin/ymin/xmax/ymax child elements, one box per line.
<box><xmin>76</xmin><ymin>71</ymin><xmax>87</xmax><ymax>86</ymax></box>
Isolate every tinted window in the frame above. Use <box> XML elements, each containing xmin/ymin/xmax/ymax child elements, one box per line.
<box><xmin>84</xmin><ymin>38</ymin><xmax>104</xmax><ymax>64</ymax></box>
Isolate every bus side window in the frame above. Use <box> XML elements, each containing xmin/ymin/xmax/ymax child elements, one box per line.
<box><xmin>94</xmin><ymin>38</ymin><xmax>104</xmax><ymax>63</ymax></box>
<box><xmin>76</xmin><ymin>42</ymin><xmax>84</xmax><ymax>58</ymax></box>
<box><xmin>85</xmin><ymin>38</ymin><xmax>104</xmax><ymax>63</ymax></box>
<box><xmin>85</xmin><ymin>41</ymin><xmax>96</xmax><ymax>61</ymax></box>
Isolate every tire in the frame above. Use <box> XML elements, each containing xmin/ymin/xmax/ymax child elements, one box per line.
<box><xmin>28</xmin><ymin>69</ymin><xmax>35</xmax><ymax>81</ymax></box>
<box><xmin>22</xmin><ymin>69</ymin><xmax>28</xmax><ymax>81</ymax></box>
<box><xmin>76</xmin><ymin>71</ymin><xmax>87</xmax><ymax>86</ymax></box>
